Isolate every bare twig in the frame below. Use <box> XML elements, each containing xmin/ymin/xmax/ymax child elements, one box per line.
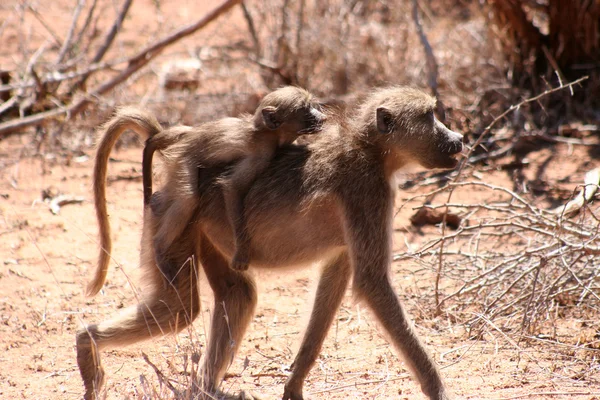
<box><xmin>71</xmin><ymin>0</ymin><xmax>134</xmax><ymax>91</ymax></box>
<box><xmin>241</xmin><ymin>2</ymin><xmax>261</xmax><ymax>56</ymax></box>
<box><xmin>73</xmin><ymin>0</ymin><xmax>98</xmax><ymax>48</ymax></box>
<box><xmin>56</xmin><ymin>0</ymin><xmax>86</xmax><ymax>65</ymax></box>
<box><xmin>0</xmin><ymin>97</ymin><xmax>18</xmax><ymax>117</ymax></box>
<box><xmin>412</xmin><ymin>0</ymin><xmax>444</xmax><ymax>122</ymax></box>
<box><xmin>0</xmin><ymin>60</ymin><xmax>119</xmax><ymax>93</ymax></box>
<box><xmin>475</xmin><ymin>76</ymin><xmax>588</xmax><ymax>154</ymax></box>
<box><xmin>141</xmin><ymin>352</ymin><xmax>181</xmax><ymax>397</ymax></box>
<box><xmin>398</xmin><ymin>164</ymin><xmax>600</xmax><ymax>338</ymax></box>
<box><xmin>27</xmin><ymin>5</ymin><xmax>63</xmax><ymax>47</ymax></box>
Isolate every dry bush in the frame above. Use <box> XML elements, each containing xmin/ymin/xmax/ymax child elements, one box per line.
<box><xmin>240</xmin><ymin>0</ymin><xmax>413</xmax><ymax>94</ymax></box>
<box><xmin>393</xmin><ymin>172</ymin><xmax>600</xmax><ymax>383</ymax></box>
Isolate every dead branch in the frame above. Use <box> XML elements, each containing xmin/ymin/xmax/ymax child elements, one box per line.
<box><xmin>241</xmin><ymin>2</ymin><xmax>261</xmax><ymax>56</ymax></box>
<box><xmin>0</xmin><ymin>60</ymin><xmax>118</xmax><ymax>94</ymax></box>
<box><xmin>0</xmin><ymin>0</ymin><xmax>243</xmax><ymax>138</ymax></box>
<box><xmin>471</xmin><ymin>76</ymin><xmax>589</xmax><ymax>163</ymax></box>
<box><xmin>27</xmin><ymin>4</ymin><xmax>63</xmax><ymax>48</ymax></box>
<box><xmin>411</xmin><ymin>0</ymin><xmax>444</xmax><ymax>122</ymax></box>
<box><xmin>141</xmin><ymin>352</ymin><xmax>181</xmax><ymax>398</ymax></box>
<box><xmin>71</xmin><ymin>0</ymin><xmax>134</xmax><ymax>91</ymax></box>
<box><xmin>56</xmin><ymin>0</ymin><xmax>86</xmax><ymax>65</ymax></box>
<box><xmin>0</xmin><ymin>97</ymin><xmax>18</xmax><ymax>116</ymax></box>
<box><xmin>73</xmin><ymin>0</ymin><xmax>98</xmax><ymax>48</ymax></box>
<box><xmin>396</xmin><ymin>168</ymin><xmax>600</xmax><ymax>338</ymax></box>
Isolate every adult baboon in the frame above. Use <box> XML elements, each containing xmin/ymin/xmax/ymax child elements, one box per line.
<box><xmin>77</xmin><ymin>86</ymin><xmax>463</xmax><ymax>400</ymax></box>
<box><xmin>144</xmin><ymin>86</ymin><xmax>325</xmax><ymax>272</ymax></box>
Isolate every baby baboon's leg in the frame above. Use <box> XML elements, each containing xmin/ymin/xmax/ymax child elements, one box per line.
<box><xmin>197</xmin><ymin>233</ymin><xmax>258</xmax><ymax>393</ymax></box>
<box><xmin>153</xmin><ymin>194</ymin><xmax>197</xmax><ymax>276</ymax></box>
<box><xmin>283</xmin><ymin>251</ymin><xmax>351</xmax><ymax>400</ymax></box>
<box><xmin>353</xmin><ymin>270</ymin><xmax>448</xmax><ymax>400</ymax></box>
<box><xmin>224</xmin><ymin>155</ymin><xmax>272</xmax><ymax>271</ymax></box>
<box><xmin>76</xmin><ymin>238</ymin><xmax>201</xmax><ymax>400</ymax></box>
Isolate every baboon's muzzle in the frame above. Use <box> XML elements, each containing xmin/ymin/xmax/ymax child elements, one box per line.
<box><xmin>436</xmin><ymin>120</ymin><xmax>464</xmax><ymax>168</ymax></box>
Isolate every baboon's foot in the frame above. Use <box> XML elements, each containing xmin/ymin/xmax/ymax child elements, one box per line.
<box><xmin>76</xmin><ymin>330</ymin><xmax>105</xmax><ymax>400</ymax></box>
<box><xmin>231</xmin><ymin>252</ymin><xmax>250</xmax><ymax>271</ymax></box>
<box><xmin>421</xmin><ymin>383</ymin><xmax>451</xmax><ymax>400</ymax></box>
<box><xmin>82</xmin><ymin>371</ymin><xmax>105</xmax><ymax>400</ymax></box>
<box><xmin>282</xmin><ymin>381</ymin><xmax>304</xmax><ymax>400</ymax></box>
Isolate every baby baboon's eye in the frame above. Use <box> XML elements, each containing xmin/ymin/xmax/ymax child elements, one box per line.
<box><xmin>376</xmin><ymin>107</ymin><xmax>394</xmax><ymax>134</ymax></box>
<box><xmin>425</xmin><ymin>110</ymin><xmax>435</xmax><ymax>123</ymax></box>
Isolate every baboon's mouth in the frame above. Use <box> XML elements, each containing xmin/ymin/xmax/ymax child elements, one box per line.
<box><xmin>300</xmin><ymin>122</ymin><xmax>325</xmax><ymax>134</ymax></box>
<box><xmin>438</xmin><ymin>145</ymin><xmax>463</xmax><ymax>168</ymax></box>
<box><xmin>439</xmin><ymin>154</ymin><xmax>459</xmax><ymax>169</ymax></box>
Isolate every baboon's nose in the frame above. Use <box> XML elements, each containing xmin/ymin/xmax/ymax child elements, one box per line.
<box><xmin>448</xmin><ymin>130</ymin><xmax>463</xmax><ymax>154</ymax></box>
<box><xmin>311</xmin><ymin>107</ymin><xmax>326</xmax><ymax>122</ymax></box>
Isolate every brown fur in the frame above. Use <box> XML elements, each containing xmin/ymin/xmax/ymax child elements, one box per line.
<box><xmin>77</xmin><ymin>86</ymin><xmax>463</xmax><ymax>400</ymax></box>
<box><xmin>143</xmin><ymin>86</ymin><xmax>325</xmax><ymax>271</ymax></box>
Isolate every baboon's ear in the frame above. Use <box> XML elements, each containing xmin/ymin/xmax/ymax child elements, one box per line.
<box><xmin>376</xmin><ymin>107</ymin><xmax>394</xmax><ymax>134</ymax></box>
<box><xmin>262</xmin><ymin>106</ymin><xmax>282</xmax><ymax>130</ymax></box>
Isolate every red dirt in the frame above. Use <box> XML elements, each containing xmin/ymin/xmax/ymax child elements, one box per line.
<box><xmin>1</xmin><ymin>131</ymin><xmax>599</xmax><ymax>399</ymax></box>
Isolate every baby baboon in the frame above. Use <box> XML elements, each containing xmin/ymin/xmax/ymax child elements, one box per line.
<box><xmin>77</xmin><ymin>86</ymin><xmax>463</xmax><ymax>400</ymax></box>
<box><xmin>143</xmin><ymin>86</ymin><xmax>326</xmax><ymax>272</ymax></box>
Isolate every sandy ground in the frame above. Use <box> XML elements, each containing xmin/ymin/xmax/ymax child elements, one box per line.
<box><xmin>1</xmin><ymin>130</ymin><xmax>599</xmax><ymax>399</ymax></box>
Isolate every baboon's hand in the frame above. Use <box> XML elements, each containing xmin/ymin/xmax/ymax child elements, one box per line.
<box><xmin>231</xmin><ymin>252</ymin><xmax>250</xmax><ymax>271</ymax></box>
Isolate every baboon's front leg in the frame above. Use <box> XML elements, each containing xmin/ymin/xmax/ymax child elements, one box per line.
<box><xmin>197</xmin><ymin>233</ymin><xmax>258</xmax><ymax>394</ymax></box>
<box><xmin>345</xmin><ymin>195</ymin><xmax>448</xmax><ymax>400</ymax></box>
<box><xmin>282</xmin><ymin>251</ymin><xmax>352</xmax><ymax>400</ymax></box>
<box><xmin>354</xmin><ymin>271</ymin><xmax>448</xmax><ymax>399</ymax></box>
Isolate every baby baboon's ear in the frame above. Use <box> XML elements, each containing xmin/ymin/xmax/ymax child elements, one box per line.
<box><xmin>376</xmin><ymin>107</ymin><xmax>394</xmax><ymax>134</ymax></box>
<box><xmin>261</xmin><ymin>106</ymin><xmax>282</xmax><ymax>130</ymax></box>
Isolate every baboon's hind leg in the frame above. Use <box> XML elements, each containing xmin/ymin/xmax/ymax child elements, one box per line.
<box><xmin>197</xmin><ymin>233</ymin><xmax>258</xmax><ymax>395</ymax></box>
<box><xmin>76</xmin><ymin>258</ymin><xmax>201</xmax><ymax>400</ymax></box>
<box><xmin>283</xmin><ymin>250</ymin><xmax>351</xmax><ymax>400</ymax></box>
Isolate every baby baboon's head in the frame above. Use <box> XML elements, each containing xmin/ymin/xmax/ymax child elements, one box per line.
<box><xmin>356</xmin><ymin>87</ymin><xmax>463</xmax><ymax>169</ymax></box>
<box><xmin>254</xmin><ymin>86</ymin><xmax>326</xmax><ymax>138</ymax></box>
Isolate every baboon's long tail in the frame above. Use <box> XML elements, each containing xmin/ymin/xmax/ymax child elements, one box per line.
<box><xmin>87</xmin><ymin>107</ymin><xmax>162</xmax><ymax>297</ymax></box>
